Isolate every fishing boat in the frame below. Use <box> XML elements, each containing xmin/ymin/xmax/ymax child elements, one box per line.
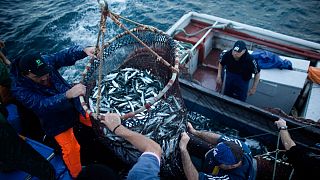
<box><xmin>166</xmin><ymin>12</ymin><xmax>320</xmax><ymax>153</ymax></box>
<box><xmin>1</xmin><ymin>8</ymin><xmax>319</xmax><ymax>179</ymax></box>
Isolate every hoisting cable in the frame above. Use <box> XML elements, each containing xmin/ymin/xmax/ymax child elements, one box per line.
<box><xmin>272</xmin><ymin>131</ymin><xmax>281</xmax><ymax>180</ymax></box>
<box><xmin>81</xmin><ymin>0</ymin><xmax>180</xmax><ymax>121</ymax></box>
<box><xmin>95</xmin><ymin>0</ymin><xmax>109</xmax><ymax>119</ymax></box>
<box><xmin>107</xmin><ymin>11</ymin><xmax>179</xmax><ymax>73</ymax></box>
<box><xmin>109</xmin><ymin>11</ymin><xmax>146</xmax><ymax>27</ymax></box>
<box><xmin>243</xmin><ymin>123</ymin><xmax>316</xmax><ymax>139</ymax></box>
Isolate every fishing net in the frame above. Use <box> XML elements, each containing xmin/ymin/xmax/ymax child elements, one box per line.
<box><xmin>80</xmin><ymin>26</ymin><xmax>187</xmax><ymax>177</ymax></box>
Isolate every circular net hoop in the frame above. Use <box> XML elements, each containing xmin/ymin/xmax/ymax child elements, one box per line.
<box><xmin>80</xmin><ymin>27</ymin><xmax>187</xmax><ymax>177</ymax></box>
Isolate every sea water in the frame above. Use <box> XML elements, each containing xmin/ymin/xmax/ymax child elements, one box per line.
<box><xmin>1</xmin><ymin>0</ymin><xmax>319</xmax><ymax>58</ymax></box>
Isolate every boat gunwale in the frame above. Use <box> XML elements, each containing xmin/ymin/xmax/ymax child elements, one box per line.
<box><xmin>167</xmin><ymin>11</ymin><xmax>320</xmax><ymax>51</ymax></box>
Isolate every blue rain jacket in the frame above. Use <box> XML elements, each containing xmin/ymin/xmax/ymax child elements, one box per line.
<box><xmin>10</xmin><ymin>46</ymin><xmax>87</xmax><ymax>136</ymax></box>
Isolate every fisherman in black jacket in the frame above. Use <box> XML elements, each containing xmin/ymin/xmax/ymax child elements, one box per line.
<box><xmin>216</xmin><ymin>40</ymin><xmax>260</xmax><ymax>101</ymax></box>
<box><xmin>275</xmin><ymin>118</ymin><xmax>319</xmax><ymax>179</ymax></box>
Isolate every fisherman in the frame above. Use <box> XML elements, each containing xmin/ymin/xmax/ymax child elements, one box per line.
<box><xmin>1</xmin><ymin>53</ymin><xmax>55</xmax><ymax>179</ymax></box>
<box><xmin>101</xmin><ymin>113</ymin><xmax>162</xmax><ymax>179</ymax></box>
<box><xmin>10</xmin><ymin>46</ymin><xmax>96</xmax><ymax>178</ymax></box>
<box><xmin>0</xmin><ymin>41</ymin><xmax>22</xmax><ymax>133</ymax></box>
<box><xmin>179</xmin><ymin>122</ymin><xmax>255</xmax><ymax>180</ymax></box>
<box><xmin>216</xmin><ymin>40</ymin><xmax>260</xmax><ymax>102</ymax></box>
<box><xmin>274</xmin><ymin>118</ymin><xmax>319</xmax><ymax>179</ymax></box>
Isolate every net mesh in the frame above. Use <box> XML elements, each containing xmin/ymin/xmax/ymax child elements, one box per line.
<box><xmin>81</xmin><ymin>27</ymin><xmax>187</xmax><ymax>177</ymax></box>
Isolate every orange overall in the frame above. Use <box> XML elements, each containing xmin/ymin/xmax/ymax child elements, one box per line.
<box><xmin>54</xmin><ymin>113</ymin><xmax>92</xmax><ymax>178</ymax></box>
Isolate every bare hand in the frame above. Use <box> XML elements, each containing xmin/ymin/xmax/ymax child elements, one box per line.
<box><xmin>3</xmin><ymin>57</ymin><xmax>11</xmax><ymax>65</ymax></box>
<box><xmin>66</xmin><ymin>83</ymin><xmax>86</xmax><ymax>99</ymax></box>
<box><xmin>179</xmin><ymin>132</ymin><xmax>190</xmax><ymax>150</ymax></box>
<box><xmin>216</xmin><ymin>76</ymin><xmax>222</xmax><ymax>92</ymax></box>
<box><xmin>101</xmin><ymin>113</ymin><xmax>121</xmax><ymax>131</ymax></box>
<box><xmin>187</xmin><ymin>122</ymin><xmax>196</xmax><ymax>134</ymax></box>
<box><xmin>274</xmin><ymin>118</ymin><xmax>287</xmax><ymax>129</ymax></box>
<box><xmin>0</xmin><ymin>41</ymin><xmax>5</xmax><ymax>48</ymax></box>
<box><xmin>83</xmin><ymin>47</ymin><xmax>97</xmax><ymax>58</ymax></box>
<box><xmin>248</xmin><ymin>87</ymin><xmax>256</xmax><ymax>96</ymax></box>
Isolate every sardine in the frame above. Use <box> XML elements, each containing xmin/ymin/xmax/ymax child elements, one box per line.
<box><xmin>111</xmin><ymin>80</ymin><xmax>119</xmax><ymax>88</ymax></box>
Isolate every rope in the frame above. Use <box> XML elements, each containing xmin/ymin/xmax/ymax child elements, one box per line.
<box><xmin>289</xmin><ymin>168</ymin><xmax>294</xmax><ymax>180</ymax></box>
<box><xmin>81</xmin><ymin>2</ymin><xmax>180</xmax><ymax>120</ymax></box>
<box><xmin>253</xmin><ymin>123</ymin><xmax>315</xmax><ymax>179</ymax></box>
<box><xmin>107</xmin><ymin>12</ymin><xmax>179</xmax><ymax>73</ymax></box>
<box><xmin>172</xmin><ymin>22</ymin><xmax>247</xmax><ymax>37</ymax></box>
<box><xmin>272</xmin><ymin>131</ymin><xmax>281</xmax><ymax>180</ymax></box>
<box><xmin>243</xmin><ymin>123</ymin><xmax>316</xmax><ymax>139</ymax></box>
<box><xmin>173</xmin><ymin>23</ymin><xmax>229</xmax><ymax>37</ymax></box>
<box><xmin>109</xmin><ymin>11</ymin><xmax>145</xmax><ymax>27</ymax></box>
<box><xmin>255</xmin><ymin>149</ymin><xmax>286</xmax><ymax>157</ymax></box>
<box><xmin>95</xmin><ymin>4</ymin><xmax>108</xmax><ymax>118</ymax></box>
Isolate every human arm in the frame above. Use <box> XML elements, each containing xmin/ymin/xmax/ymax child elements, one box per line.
<box><xmin>248</xmin><ymin>72</ymin><xmax>260</xmax><ymax>96</ymax></box>
<box><xmin>11</xmin><ymin>82</ymin><xmax>86</xmax><ymax>114</ymax></box>
<box><xmin>0</xmin><ymin>41</ymin><xmax>11</xmax><ymax>65</ymax></box>
<box><xmin>0</xmin><ymin>51</ymin><xmax>11</xmax><ymax>65</ymax></box>
<box><xmin>83</xmin><ymin>47</ymin><xmax>96</xmax><ymax>59</ymax></box>
<box><xmin>274</xmin><ymin>118</ymin><xmax>296</xmax><ymax>150</ymax></box>
<box><xmin>65</xmin><ymin>83</ymin><xmax>86</xmax><ymax>99</ymax></box>
<box><xmin>216</xmin><ymin>63</ymin><xmax>223</xmax><ymax>92</ymax></box>
<box><xmin>101</xmin><ymin>113</ymin><xmax>161</xmax><ymax>158</ymax></box>
<box><xmin>187</xmin><ymin>122</ymin><xmax>221</xmax><ymax>145</ymax></box>
<box><xmin>42</xmin><ymin>46</ymin><xmax>96</xmax><ymax>69</ymax></box>
<box><xmin>179</xmin><ymin>132</ymin><xmax>199</xmax><ymax>180</ymax></box>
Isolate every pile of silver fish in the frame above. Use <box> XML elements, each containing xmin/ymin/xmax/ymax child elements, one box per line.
<box><xmin>89</xmin><ymin>67</ymin><xmax>187</xmax><ymax>176</ymax></box>
<box><xmin>187</xmin><ymin>111</ymin><xmax>239</xmax><ymax>137</ymax></box>
<box><xmin>101</xmin><ymin>95</ymin><xmax>185</xmax><ymax>151</ymax></box>
<box><xmin>89</xmin><ymin>67</ymin><xmax>163</xmax><ymax>115</ymax></box>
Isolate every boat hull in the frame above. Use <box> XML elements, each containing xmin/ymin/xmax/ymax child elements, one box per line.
<box><xmin>180</xmin><ymin>79</ymin><xmax>320</xmax><ymax>153</ymax></box>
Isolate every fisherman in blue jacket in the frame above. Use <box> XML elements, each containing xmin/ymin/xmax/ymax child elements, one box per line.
<box><xmin>10</xmin><ymin>46</ymin><xmax>95</xmax><ymax>178</ymax></box>
<box><xmin>179</xmin><ymin>122</ymin><xmax>255</xmax><ymax>180</ymax></box>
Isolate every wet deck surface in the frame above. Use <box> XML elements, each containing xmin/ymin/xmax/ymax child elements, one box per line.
<box><xmin>192</xmin><ymin>48</ymin><xmax>222</xmax><ymax>91</ymax></box>
<box><xmin>202</xmin><ymin>48</ymin><xmax>221</xmax><ymax>69</ymax></box>
<box><xmin>192</xmin><ymin>66</ymin><xmax>217</xmax><ymax>90</ymax></box>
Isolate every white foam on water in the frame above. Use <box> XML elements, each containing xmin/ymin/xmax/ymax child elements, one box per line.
<box><xmin>60</xmin><ymin>0</ymin><xmax>128</xmax><ymax>83</ymax></box>
<box><xmin>64</xmin><ymin>0</ymin><xmax>128</xmax><ymax>46</ymax></box>
<box><xmin>60</xmin><ymin>57</ymin><xmax>89</xmax><ymax>83</ymax></box>
<box><xmin>108</xmin><ymin>0</ymin><xmax>127</xmax><ymax>4</ymax></box>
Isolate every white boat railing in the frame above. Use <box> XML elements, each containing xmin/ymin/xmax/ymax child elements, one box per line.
<box><xmin>179</xmin><ymin>22</ymin><xmax>216</xmax><ymax>64</ymax></box>
<box><xmin>167</xmin><ymin>12</ymin><xmax>320</xmax><ymax>52</ymax></box>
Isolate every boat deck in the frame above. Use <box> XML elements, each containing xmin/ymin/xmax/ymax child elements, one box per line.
<box><xmin>192</xmin><ymin>48</ymin><xmax>221</xmax><ymax>91</ymax></box>
<box><xmin>174</xmin><ymin>19</ymin><xmax>223</xmax><ymax>92</ymax></box>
